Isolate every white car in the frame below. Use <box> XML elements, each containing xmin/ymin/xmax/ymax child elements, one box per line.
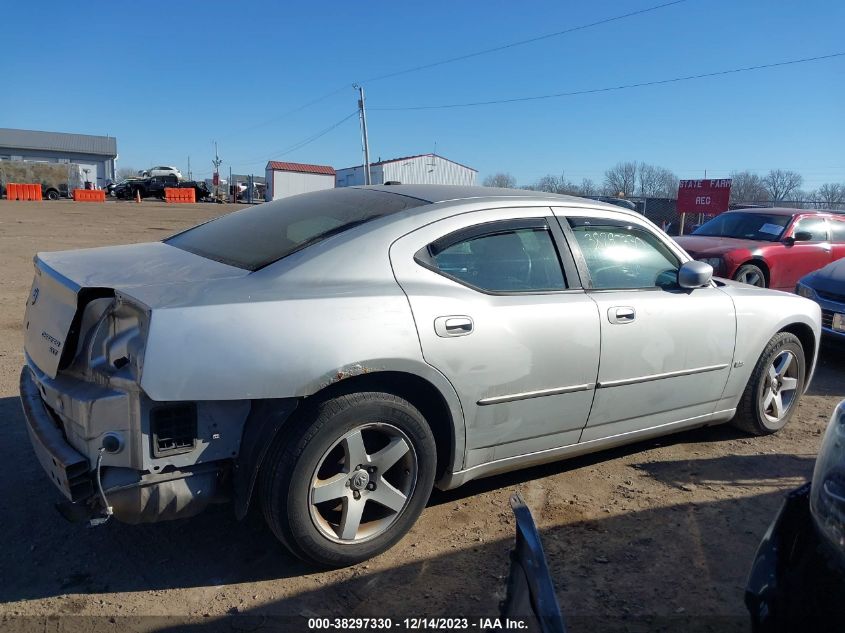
<box><xmin>139</xmin><ymin>166</ymin><xmax>182</xmax><ymax>180</ymax></box>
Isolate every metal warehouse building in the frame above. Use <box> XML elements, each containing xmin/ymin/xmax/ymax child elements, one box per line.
<box><xmin>335</xmin><ymin>153</ymin><xmax>477</xmax><ymax>187</ymax></box>
<box><xmin>265</xmin><ymin>161</ymin><xmax>336</xmax><ymax>201</ymax></box>
<box><xmin>0</xmin><ymin>128</ymin><xmax>117</xmax><ymax>187</ymax></box>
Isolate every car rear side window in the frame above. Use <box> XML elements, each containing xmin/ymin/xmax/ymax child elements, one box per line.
<box><xmin>165</xmin><ymin>188</ymin><xmax>427</xmax><ymax>271</ymax></box>
<box><xmin>567</xmin><ymin>217</ymin><xmax>680</xmax><ymax>290</ymax></box>
<box><xmin>420</xmin><ymin>219</ymin><xmax>567</xmax><ymax>293</ymax></box>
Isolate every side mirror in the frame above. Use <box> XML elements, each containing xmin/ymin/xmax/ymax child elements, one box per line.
<box><xmin>782</xmin><ymin>236</ymin><xmax>795</xmax><ymax>246</ymax></box>
<box><xmin>794</xmin><ymin>230</ymin><xmax>813</xmax><ymax>242</ymax></box>
<box><xmin>678</xmin><ymin>260</ymin><xmax>713</xmax><ymax>289</ymax></box>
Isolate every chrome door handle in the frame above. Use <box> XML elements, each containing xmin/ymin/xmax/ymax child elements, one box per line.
<box><xmin>434</xmin><ymin>316</ymin><xmax>474</xmax><ymax>337</ymax></box>
<box><xmin>608</xmin><ymin>306</ymin><xmax>635</xmax><ymax>324</ymax></box>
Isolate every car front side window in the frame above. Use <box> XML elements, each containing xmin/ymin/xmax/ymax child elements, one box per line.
<box><xmin>792</xmin><ymin>216</ymin><xmax>829</xmax><ymax>241</ymax></box>
<box><xmin>567</xmin><ymin>217</ymin><xmax>680</xmax><ymax>290</ymax></box>
<box><xmin>423</xmin><ymin>220</ymin><xmax>567</xmax><ymax>293</ymax></box>
<box><xmin>830</xmin><ymin>218</ymin><xmax>845</xmax><ymax>242</ymax></box>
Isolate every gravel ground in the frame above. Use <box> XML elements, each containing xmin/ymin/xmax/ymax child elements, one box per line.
<box><xmin>0</xmin><ymin>199</ymin><xmax>842</xmax><ymax>632</ymax></box>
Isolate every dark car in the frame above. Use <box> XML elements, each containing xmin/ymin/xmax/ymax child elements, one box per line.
<box><xmin>675</xmin><ymin>208</ymin><xmax>845</xmax><ymax>290</ymax></box>
<box><xmin>114</xmin><ymin>175</ymin><xmax>209</xmax><ymax>201</ymax></box>
<box><xmin>797</xmin><ymin>258</ymin><xmax>845</xmax><ymax>342</ymax></box>
<box><xmin>745</xmin><ymin>401</ymin><xmax>845</xmax><ymax>632</ymax></box>
<box><xmin>112</xmin><ymin>177</ymin><xmax>146</xmax><ymax>199</ymax></box>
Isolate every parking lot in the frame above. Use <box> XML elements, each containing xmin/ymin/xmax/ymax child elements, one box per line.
<box><xmin>1</xmin><ymin>199</ymin><xmax>843</xmax><ymax>631</ymax></box>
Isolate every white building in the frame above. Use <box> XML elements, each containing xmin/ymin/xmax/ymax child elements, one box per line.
<box><xmin>335</xmin><ymin>153</ymin><xmax>476</xmax><ymax>188</ymax></box>
<box><xmin>265</xmin><ymin>161</ymin><xmax>335</xmax><ymax>201</ymax></box>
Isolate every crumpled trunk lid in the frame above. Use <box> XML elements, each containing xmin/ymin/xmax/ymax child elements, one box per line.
<box><xmin>24</xmin><ymin>242</ymin><xmax>247</xmax><ymax>378</ymax></box>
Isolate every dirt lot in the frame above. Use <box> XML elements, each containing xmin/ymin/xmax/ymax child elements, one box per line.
<box><xmin>0</xmin><ymin>199</ymin><xmax>843</xmax><ymax>632</ymax></box>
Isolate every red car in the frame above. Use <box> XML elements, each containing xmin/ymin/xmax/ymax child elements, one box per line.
<box><xmin>675</xmin><ymin>208</ymin><xmax>845</xmax><ymax>290</ymax></box>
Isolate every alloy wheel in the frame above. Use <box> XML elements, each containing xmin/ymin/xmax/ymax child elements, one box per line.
<box><xmin>309</xmin><ymin>423</ymin><xmax>417</xmax><ymax>543</ymax></box>
<box><xmin>737</xmin><ymin>269</ymin><xmax>765</xmax><ymax>287</ymax></box>
<box><xmin>760</xmin><ymin>350</ymin><xmax>799</xmax><ymax>425</ymax></box>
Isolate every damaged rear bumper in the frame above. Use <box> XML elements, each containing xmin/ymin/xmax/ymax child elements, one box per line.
<box><xmin>19</xmin><ymin>365</ymin><xmax>229</xmax><ymax>523</ymax></box>
<box><xmin>20</xmin><ymin>365</ymin><xmax>93</xmax><ymax>502</ymax></box>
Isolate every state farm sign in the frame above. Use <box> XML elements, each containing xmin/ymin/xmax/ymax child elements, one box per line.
<box><xmin>677</xmin><ymin>179</ymin><xmax>732</xmax><ymax>214</ymax></box>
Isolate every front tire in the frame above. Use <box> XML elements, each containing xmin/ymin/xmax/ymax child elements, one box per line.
<box><xmin>732</xmin><ymin>332</ymin><xmax>805</xmax><ymax>435</ymax></box>
<box><xmin>734</xmin><ymin>263</ymin><xmax>767</xmax><ymax>287</ymax></box>
<box><xmin>260</xmin><ymin>392</ymin><xmax>436</xmax><ymax>567</ymax></box>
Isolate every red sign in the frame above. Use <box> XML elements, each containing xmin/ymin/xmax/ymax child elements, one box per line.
<box><xmin>212</xmin><ymin>172</ymin><xmax>219</xmax><ymax>186</ymax></box>
<box><xmin>677</xmin><ymin>179</ymin><xmax>731</xmax><ymax>214</ymax></box>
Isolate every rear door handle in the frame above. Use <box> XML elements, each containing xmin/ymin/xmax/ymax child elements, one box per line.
<box><xmin>608</xmin><ymin>306</ymin><xmax>635</xmax><ymax>324</ymax></box>
<box><xmin>434</xmin><ymin>316</ymin><xmax>474</xmax><ymax>337</ymax></box>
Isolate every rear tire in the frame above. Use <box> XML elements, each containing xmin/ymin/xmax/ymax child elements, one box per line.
<box><xmin>732</xmin><ymin>332</ymin><xmax>805</xmax><ymax>435</ymax></box>
<box><xmin>45</xmin><ymin>189</ymin><xmax>60</xmax><ymax>201</ymax></box>
<box><xmin>259</xmin><ymin>392</ymin><xmax>436</xmax><ymax>567</ymax></box>
<box><xmin>734</xmin><ymin>263</ymin><xmax>767</xmax><ymax>287</ymax></box>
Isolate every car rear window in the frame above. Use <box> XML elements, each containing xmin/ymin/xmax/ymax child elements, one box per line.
<box><xmin>165</xmin><ymin>188</ymin><xmax>427</xmax><ymax>271</ymax></box>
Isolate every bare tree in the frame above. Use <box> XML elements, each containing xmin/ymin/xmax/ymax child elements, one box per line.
<box><xmin>729</xmin><ymin>171</ymin><xmax>768</xmax><ymax>203</ymax></box>
<box><xmin>603</xmin><ymin>162</ymin><xmax>637</xmax><ymax>197</ymax></box>
<box><xmin>637</xmin><ymin>162</ymin><xmax>678</xmax><ymax>197</ymax></box>
<box><xmin>764</xmin><ymin>169</ymin><xmax>803</xmax><ymax>202</ymax></box>
<box><xmin>815</xmin><ymin>182</ymin><xmax>845</xmax><ymax>207</ymax></box>
<box><xmin>579</xmin><ymin>178</ymin><xmax>599</xmax><ymax>197</ymax></box>
<box><xmin>789</xmin><ymin>190</ymin><xmax>810</xmax><ymax>209</ymax></box>
<box><xmin>483</xmin><ymin>172</ymin><xmax>517</xmax><ymax>188</ymax></box>
<box><xmin>528</xmin><ymin>173</ymin><xmax>580</xmax><ymax>194</ymax></box>
<box><xmin>116</xmin><ymin>167</ymin><xmax>139</xmax><ymax>181</ymax></box>
<box><xmin>533</xmin><ymin>174</ymin><xmax>563</xmax><ymax>193</ymax></box>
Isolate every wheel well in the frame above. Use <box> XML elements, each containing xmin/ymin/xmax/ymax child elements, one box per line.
<box><xmin>307</xmin><ymin>371</ymin><xmax>456</xmax><ymax>480</ymax></box>
<box><xmin>738</xmin><ymin>259</ymin><xmax>770</xmax><ymax>286</ymax></box>
<box><xmin>779</xmin><ymin>322</ymin><xmax>816</xmax><ymax>380</ymax></box>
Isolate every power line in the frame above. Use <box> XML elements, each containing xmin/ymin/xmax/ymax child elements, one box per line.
<box><xmin>235</xmin><ymin>110</ymin><xmax>359</xmax><ymax>167</ymax></box>
<box><xmin>360</xmin><ymin>0</ymin><xmax>692</xmax><ymax>84</ymax></box>
<box><xmin>369</xmin><ymin>52</ymin><xmax>845</xmax><ymax>111</ymax></box>
<box><xmin>221</xmin><ymin>0</ymin><xmax>694</xmax><ymax>138</ymax></box>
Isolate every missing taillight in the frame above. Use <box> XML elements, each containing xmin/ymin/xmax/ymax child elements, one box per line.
<box><xmin>150</xmin><ymin>404</ymin><xmax>197</xmax><ymax>457</ymax></box>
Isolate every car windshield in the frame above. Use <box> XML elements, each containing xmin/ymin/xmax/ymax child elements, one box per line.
<box><xmin>165</xmin><ymin>188</ymin><xmax>427</xmax><ymax>270</ymax></box>
<box><xmin>691</xmin><ymin>212</ymin><xmax>792</xmax><ymax>242</ymax></box>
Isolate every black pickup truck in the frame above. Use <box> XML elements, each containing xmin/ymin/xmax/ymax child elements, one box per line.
<box><xmin>114</xmin><ymin>175</ymin><xmax>209</xmax><ymax>201</ymax></box>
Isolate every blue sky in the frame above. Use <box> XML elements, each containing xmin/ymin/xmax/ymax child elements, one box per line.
<box><xmin>3</xmin><ymin>0</ymin><xmax>844</xmax><ymax>190</ymax></box>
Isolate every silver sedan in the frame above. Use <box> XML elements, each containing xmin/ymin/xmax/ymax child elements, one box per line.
<box><xmin>20</xmin><ymin>185</ymin><xmax>821</xmax><ymax>566</ymax></box>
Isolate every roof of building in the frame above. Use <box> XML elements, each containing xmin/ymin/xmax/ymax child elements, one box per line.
<box><xmin>232</xmin><ymin>174</ymin><xmax>266</xmax><ymax>184</ymax></box>
<box><xmin>0</xmin><ymin>128</ymin><xmax>117</xmax><ymax>157</ymax></box>
<box><xmin>266</xmin><ymin>161</ymin><xmax>335</xmax><ymax>176</ymax></box>
<box><xmin>340</xmin><ymin>153</ymin><xmax>478</xmax><ymax>173</ymax></box>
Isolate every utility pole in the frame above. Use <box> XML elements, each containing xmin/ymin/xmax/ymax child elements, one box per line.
<box><xmin>353</xmin><ymin>84</ymin><xmax>371</xmax><ymax>185</ymax></box>
<box><xmin>212</xmin><ymin>142</ymin><xmax>222</xmax><ymax>201</ymax></box>
<box><xmin>187</xmin><ymin>155</ymin><xmax>192</xmax><ymax>181</ymax></box>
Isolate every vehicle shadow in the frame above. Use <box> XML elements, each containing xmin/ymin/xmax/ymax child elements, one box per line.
<box><xmin>119</xmin><ymin>485</ymin><xmax>804</xmax><ymax>633</ymax></box>
<box><xmin>0</xmin><ymin>383</ymin><xmax>816</xmax><ymax>618</ymax></box>
<box><xmin>807</xmin><ymin>342</ymin><xmax>845</xmax><ymax>398</ymax></box>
